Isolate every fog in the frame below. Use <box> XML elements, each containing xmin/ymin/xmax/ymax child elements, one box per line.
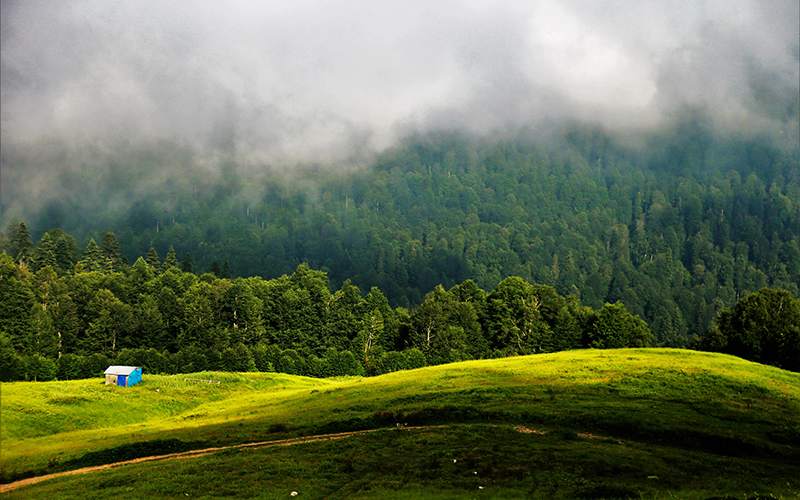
<box><xmin>1</xmin><ymin>0</ymin><xmax>798</xmax><ymax>229</ymax></box>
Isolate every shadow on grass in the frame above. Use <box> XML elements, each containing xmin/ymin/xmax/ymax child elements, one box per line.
<box><xmin>0</xmin><ymin>439</ymin><xmax>208</xmax><ymax>485</ymax></box>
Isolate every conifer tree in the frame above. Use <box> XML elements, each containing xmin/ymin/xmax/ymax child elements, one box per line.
<box><xmin>7</xmin><ymin>222</ymin><xmax>32</xmax><ymax>264</ymax></box>
<box><xmin>221</xmin><ymin>260</ymin><xmax>231</xmax><ymax>279</ymax></box>
<box><xmin>17</xmin><ymin>222</ymin><xmax>32</xmax><ymax>263</ymax></box>
<box><xmin>80</xmin><ymin>239</ymin><xmax>112</xmax><ymax>273</ymax></box>
<box><xmin>181</xmin><ymin>253</ymin><xmax>194</xmax><ymax>273</ymax></box>
<box><xmin>31</xmin><ymin>229</ymin><xmax>79</xmax><ymax>275</ymax></box>
<box><xmin>0</xmin><ymin>253</ymin><xmax>35</xmax><ymax>352</ymax></box>
<box><xmin>145</xmin><ymin>247</ymin><xmax>160</xmax><ymax>269</ymax></box>
<box><xmin>54</xmin><ymin>230</ymin><xmax>79</xmax><ymax>273</ymax></box>
<box><xmin>164</xmin><ymin>245</ymin><xmax>178</xmax><ymax>270</ymax></box>
<box><xmin>31</xmin><ymin>232</ymin><xmax>58</xmax><ymax>271</ymax></box>
<box><xmin>210</xmin><ymin>260</ymin><xmax>221</xmax><ymax>276</ymax></box>
<box><xmin>101</xmin><ymin>232</ymin><xmax>121</xmax><ymax>269</ymax></box>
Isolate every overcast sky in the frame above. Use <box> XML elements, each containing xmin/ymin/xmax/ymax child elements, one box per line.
<box><xmin>1</xmin><ymin>0</ymin><xmax>798</xmax><ymax>224</ymax></box>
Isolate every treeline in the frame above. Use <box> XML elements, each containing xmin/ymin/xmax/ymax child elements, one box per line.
<box><xmin>23</xmin><ymin>120</ymin><xmax>798</xmax><ymax>347</ymax></box>
<box><xmin>0</xmin><ymin>239</ymin><xmax>652</xmax><ymax>381</ymax></box>
<box><xmin>697</xmin><ymin>287</ymin><xmax>800</xmax><ymax>372</ymax></box>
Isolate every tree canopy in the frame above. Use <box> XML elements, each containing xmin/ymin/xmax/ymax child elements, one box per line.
<box><xmin>2</xmin><ymin>125</ymin><xmax>798</xmax><ymax>378</ymax></box>
<box><xmin>699</xmin><ymin>288</ymin><xmax>800</xmax><ymax>372</ymax></box>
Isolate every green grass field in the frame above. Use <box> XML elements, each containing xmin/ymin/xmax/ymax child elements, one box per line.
<box><xmin>2</xmin><ymin>348</ymin><xmax>799</xmax><ymax>499</ymax></box>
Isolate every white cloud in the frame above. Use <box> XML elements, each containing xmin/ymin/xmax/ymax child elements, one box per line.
<box><xmin>1</xmin><ymin>0</ymin><xmax>797</xmax><ymax>160</ymax></box>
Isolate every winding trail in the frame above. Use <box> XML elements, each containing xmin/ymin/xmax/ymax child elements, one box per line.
<box><xmin>1</xmin><ymin>426</ymin><xmax>459</xmax><ymax>494</ymax></box>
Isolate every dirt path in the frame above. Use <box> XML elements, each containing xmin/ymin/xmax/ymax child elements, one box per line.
<box><xmin>1</xmin><ymin>426</ymin><xmax>451</xmax><ymax>494</ymax></box>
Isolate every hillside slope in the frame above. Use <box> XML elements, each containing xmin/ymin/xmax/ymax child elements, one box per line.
<box><xmin>2</xmin><ymin>348</ymin><xmax>799</xmax><ymax>498</ymax></box>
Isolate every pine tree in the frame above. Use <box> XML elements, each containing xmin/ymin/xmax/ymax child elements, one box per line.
<box><xmin>31</xmin><ymin>232</ymin><xmax>58</xmax><ymax>271</ymax></box>
<box><xmin>8</xmin><ymin>222</ymin><xmax>32</xmax><ymax>264</ymax></box>
<box><xmin>101</xmin><ymin>232</ymin><xmax>121</xmax><ymax>270</ymax></box>
<box><xmin>210</xmin><ymin>261</ymin><xmax>221</xmax><ymax>277</ymax></box>
<box><xmin>17</xmin><ymin>222</ymin><xmax>32</xmax><ymax>263</ymax></box>
<box><xmin>80</xmin><ymin>239</ymin><xmax>112</xmax><ymax>273</ymax></box>
<box><xmin>0</xmin><ymin>253</ymin><xmax>35</xmax><ymax>352</ymax></box>
<box><xmin>145</xmin><ymin>247</ymin><xmax>160</xmax><ymax>269</ymax></box>
<box><xmin>181</xmin><ymin>253</ymin><xmax>194</xmax><ymax>273</ymax></box>
<box><xmin>164</xmin><ymin>245</ymin><xmax>178</xmax><ymax>270</ymax></box>
<box><xmin>32</xmin><ymin>229</ymin><xmax>79</xmax><ymax>275</ymax></box>
<box><xmin>54</xmin><ymin>231</ymin><xmax>80</xmax><ymax>273</ymax></box>
<box><xmin>221</xmin><ymin>260</ymin><xmax>231</xmax><ymax>279</ymax></box>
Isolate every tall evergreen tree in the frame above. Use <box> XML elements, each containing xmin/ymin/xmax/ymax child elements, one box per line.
<box><xmin>7</xmin><ymin>222</ymin><xmax>32</xmax><ymax>264</ymax></box>
<box><xmin>80</xmin><ymin>239</ymin><xmax>112</xmax><ymax>273</ymax></box>
<box><xmin>164</xmin><ymin>245</ymin><xmax>179</xmax><ymax>270</ymax></box>
<box><xmin>32</xmin><ymin>265</ymin><xmax>78</xmax><ymax>356</ymax></box>
<box><xmin>101</xmin><ymin>232</ymin><xmax>121</xmax><ymax>270</ymax></box>
<box><xmin>209</xmin><ymin>260</ymin><xmax>221</xmax><ymax>277</ymax></box>
<box><xmin>0</xmin><ymin>253</ymin><xmax>34</xmax><ymax>352</ymax></box>
<box><xmin>53</xmin><ymin>230</ymin><xmax>80</xmax><ymax>273</ymax></box>
<box><xmin>221</xmin><ymin>260</ymin><xmax>231</xmax><ymax>279</ymax></box>
<box><xmin>31</xmin><ymin>232</ymin><xmax>58</xmax><ymax>271</ymax></box>
<box><xmin>32</xmin><ymin>229</ymin><xmax>80</xmax><ymax>275</ymax></box>
<box><xmin>82</xmin><ymin>289</ymin><xmax>135</xmax><ymax>356</ymax></box>
<box><xmin>145</xmin><ymin>247</ymin><xmax>160</xmax><ymax>270</ymax></box>
<box><xmin>181</xmin><ymin>253</ymin><xmax>194</xmax><ymax>273</ymax></box>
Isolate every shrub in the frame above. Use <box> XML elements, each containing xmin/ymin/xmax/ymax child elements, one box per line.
<box><xmin>79</xmin><ymin>353</ymin><xmax>111</xmax><ymax>378</ymax></box>
<box><xmin>276</xmin><ymin>355</ymin><xmax>297</xmax><ymax>375</ymax></box>
<box><xmin>251</xmin><ymin>344</ymin><xmax>274</xmax><ymax>372</ymax></box>
<box><xmin>221</xmin><ymin>344</ymin><xmax>256</xmax><ymax>372</ymax></box>
<box><xmin>21</xmin><ymin>354</ymin><xmax>57</xmax><ymax>381</ymax></box>
<box><xmin>327</xmin><ymin>349</ymin><xmax>363</xmax><ymax>376</ymax></box>
<box><xmin>172</xmin><ymin>346</ymin><xmax>208</xmax><ymax>373</ymax></box>
<box><xmin>405</xmin><ymin>348</ymin><xmax>427</xmax><ymax>369</ymax></box>
<box><xmin>304</xmin><ymin>354</ymin><xmax>331</xmax><ymax>378</ymax></box>
<box><xmin>57</xmin><ymin>353</ymin><xmax>83</xmax><ymax>380</ymax></box>
<box><xmin>275</xmin><ymin>349</ymin><xmax>306</xmax><ymax>374</ymax></box>
<box><xmin>263</xmin><ymin>344</ymin><xmax>282</xmax><ymax>369</ymax></box>
<box><xmin>115</xmin><ymin>348</ymin><xmax>169</xmax><ymax>374</ymax></box>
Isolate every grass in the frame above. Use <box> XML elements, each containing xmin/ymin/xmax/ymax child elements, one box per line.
<box><xmin>2</xmin><ymin>348</ymin><xmax>799</xmax><ymax>498</ymax></box>
<box><xmin>1</xmin><ymin>371</ymin><xmax>335</xmax><ymax>474</ymax></box>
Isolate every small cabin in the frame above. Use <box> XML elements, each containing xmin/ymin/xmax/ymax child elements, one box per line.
<box><xmin>104</xmin><ymin>366</ymin><xmax>143</xmax><ymax>387</ymax></box>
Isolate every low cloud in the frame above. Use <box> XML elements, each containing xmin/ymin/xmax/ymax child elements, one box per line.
<box><xmin>2</xmin><ymin>0</ymin><xmax>798</xmax><ymax>227</ymax></box>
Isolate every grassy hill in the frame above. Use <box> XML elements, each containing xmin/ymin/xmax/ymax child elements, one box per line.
<box><xmin>2</xmin><ymin>348</ymin><xmax>799</xmax><ymax>499</ymax></box>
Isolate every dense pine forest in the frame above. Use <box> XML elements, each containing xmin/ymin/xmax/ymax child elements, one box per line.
<box><xmin>2</xmin><ymin>117</ymin><xmax>799</xmax><ymax>380</ymax></box>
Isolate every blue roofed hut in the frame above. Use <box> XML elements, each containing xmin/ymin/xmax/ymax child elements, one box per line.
<box><xmin>104</xmin><ymin>366</ymin><xmax>143</xmax><ymax>387</ymax></box>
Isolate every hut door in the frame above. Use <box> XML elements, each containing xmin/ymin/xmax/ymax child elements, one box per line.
<box><xmin>117</xmin><ymin>375</ymin><xmax>127</xmax><ymax>387</ymax></box>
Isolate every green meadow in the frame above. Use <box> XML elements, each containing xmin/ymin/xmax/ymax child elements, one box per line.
<box><xmin>2</xmin><ymin>348</ymin><xmax>800</xmax><ymax>499</ymax></box>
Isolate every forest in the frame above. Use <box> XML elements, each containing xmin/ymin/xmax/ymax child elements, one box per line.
<box><xmin>2</xmin><ymin>115</ymin><xmax>799</xmax><ymax>380</ymax></box>
<box><xmin>0</xmin><ymin>242</ymin><xmax>656</xmax><ymax>381</ymax></box>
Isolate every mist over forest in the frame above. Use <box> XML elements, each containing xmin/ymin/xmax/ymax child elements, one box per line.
<box><xmin>3</xmin><ymin>0</ymin><xmax>797</xmax><ymax>214</ymax></box>
<box><xmin>1</xmin><ymin>1</ymin><xmax>799</xmax><ymax>345</ymax></box>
